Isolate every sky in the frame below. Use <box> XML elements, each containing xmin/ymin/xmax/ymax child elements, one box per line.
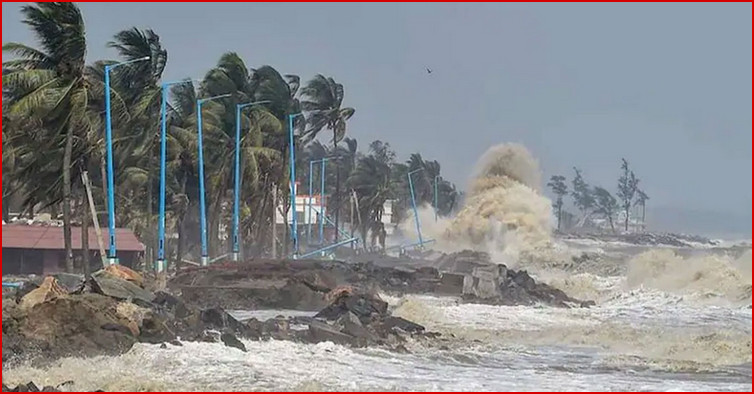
<box><xmin>2</xmin><ymin>2</ymin><xmax>751</xmax><ymax>237</ymax></box>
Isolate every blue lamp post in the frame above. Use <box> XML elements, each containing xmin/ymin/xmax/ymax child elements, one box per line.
<box><xmin>288</xmin><ymin>113</ymin><xmax>304</xmax><ymax>258</ymax></box>
<box><xmin>156</xmin><ymin>79</ymin><xmax>196</xmax><ymax>274</ymax></box>
<box><xmin>407</xmin><ymin>168</ymin><xmax>424</xmax><ymax>247</ymax></box>
<box><xmin>103</xmin><ymin>56</ymin><xmax>150</xmax><ymax>266</ymax></box>
<box><xmin>319</xmin><ymin>158</ymin><xmax>327</xmax><ymax>245</ymax></box>
<box><xmin>197</xmin><ymin>94</ymin><xmax>232</xmax><ymax>266</ymax></box>
<box><xmin>307</xmin><ymin>157</ymin><xmax>330</xmax><ymax>246</ymax></box>
<box><xmin>232</xmin><ymin>100</ymin><xmax>271</xmax><ymax>262</ymax></box>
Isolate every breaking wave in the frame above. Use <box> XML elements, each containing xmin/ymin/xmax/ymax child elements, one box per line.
<box><xmin>626</xmin><ymin>249</ymin><xmax>752</xmax><ymax>303</ymax></box>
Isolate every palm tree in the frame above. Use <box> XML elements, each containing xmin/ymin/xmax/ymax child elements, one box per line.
<box><xmin>301</xmin><ymin>75</ymin><xmax>356</xmax><ymax>237</ymax></box>
<box><xmin>199</xmin><ymin>53</ymin><xmax>281</xmax><ymax>255</ymax></box>
<box><xmin>2</xmin><ymin>2</ymin><xmax>113</xmax><ymax>272</ymax></box>
<box><xmin>107</xmin><ymin>27</ymin><xmax>168</xmax><ymax>264</ymax></box>
<box><xmin>349</xmin><ymin>155</ymin><xmax>392</xmax><ymax>245</ymax></box>
<box><xmin>249</xmin><ymin>65</ymin><xmax>304</xmax><ymax>254</ymax></box>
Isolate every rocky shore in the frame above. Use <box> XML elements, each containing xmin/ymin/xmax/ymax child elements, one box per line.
<box><xmin>3</xmin><ymin>251</ymin><xmax>593</xmax><ymax>389</ymax></box>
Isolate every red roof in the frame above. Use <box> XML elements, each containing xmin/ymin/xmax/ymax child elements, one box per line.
<box><xmin>2</xmin><ymin>225</ymin><xmax>145</xmax><ymax>252</ymax></box>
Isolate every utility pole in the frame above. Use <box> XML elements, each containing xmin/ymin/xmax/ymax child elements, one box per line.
<box><xmin>81</xmin><ymin>171</ymin><xmax>107</xmax><ymax>267</ymax></box>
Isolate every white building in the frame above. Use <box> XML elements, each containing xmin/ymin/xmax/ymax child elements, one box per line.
<box><xmin>382</xmin><ymin>199</ymin><xmax>395</xmax><ymax>235</ymax></box>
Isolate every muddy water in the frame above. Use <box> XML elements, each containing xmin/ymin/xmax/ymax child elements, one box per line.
<box><xmin>4</xmin><ymin>282</ymin><xmax>750</xmax><ymax>391</ymax></box>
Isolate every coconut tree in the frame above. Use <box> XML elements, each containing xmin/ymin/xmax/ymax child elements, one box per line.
<box><xmin>199</xmin><ymin>53</ymin><xmax>282</xmax><ymax>255</ymax></box>
<box><xmin>300</xmin><ymin>75</ymin><xmax>356</xmax><ymax>236</ymax></box>
<box><xmin>2</xmin><ymin>2</ymin><xmax>128</xmax><ymax>272</ymax></box>
<box><xmin>249</xmin><ymin>65</ymin><xmax>304</xmax><ymax>254</ymax></box>
<box><xmin>349</xmin><ymin>155</ymin><xmax>392</xmax><ymax>245</ymax></box>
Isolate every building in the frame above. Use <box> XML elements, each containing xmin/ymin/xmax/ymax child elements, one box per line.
<box><xmin>382</xmin><ymin>199</ymin><xmax>395</xmax><ymax>236</ymax></box>
<box><xmin>275</xmin><ymin>194</ymin><xmax>327</xmax><ymax>226</ymax></box>
<box><xmin>2</xmin><ymin>224</ymin><xmax>145</xmax><ymax>275</ymax></box>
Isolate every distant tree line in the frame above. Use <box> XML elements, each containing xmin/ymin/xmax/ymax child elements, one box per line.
<box><xmin>547</xmin><ymin>159</ymin><xmax>648</xmax><ymax>233</ymax></box>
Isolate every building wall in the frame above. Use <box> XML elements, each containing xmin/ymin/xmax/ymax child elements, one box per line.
<box><xmin>275</xmin><ymin>196</ymin><xmax>326</xmax><ymax>225</ymax></box>
<box><xmin>2</xmin><ymin>248</ymin><xmax>140</xmax><ymax>275</ymax></box>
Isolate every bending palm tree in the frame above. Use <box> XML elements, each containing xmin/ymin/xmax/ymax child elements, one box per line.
<box><xmin>301</xmin><ymin>75</ymin><xmax>355</xmax><ymax>239</ymax></box>
<box><xmin>4</xmin><ymin>2</ymin><xmax>94</xmax><ymax>272</ymax></box>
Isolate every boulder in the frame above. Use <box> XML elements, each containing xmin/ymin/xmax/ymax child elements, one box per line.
<box><xmin>152</xmin><ymin>291</ymin><xmax>190</xmax><ymax>318</ymax></box>
<box><xmin>87</xmin><ymin>275</ymin><xmax>155</xmax><ymax>305</ymax></box>
<box><xmin>308</xmin><ymin>319</ymin><xmax>357</xmax><ymax>346</ymax></box>
<box><xmin>19</xmin><ymin>277</ymin><xmax>67</xmax><ymax>311</ymax></box>
<box><xmin>437</xmin><ymin>273</ymin><xmax>465</xmax><ymax>294</ymax></box>
<box><xmin>336</xmin><ymin>312</ymin><xmax>375</xmax><ymax>344</ymax></box>
<box><xmin>220</xmin><ymin>333</ymin><xmax>247</xmax><ymax>352</ymax></box>
<box><xmin>381</xmin><ymin>316</ymin><xmax>425</xmax><ymax>334</ymax></box>
<box><xmin>199</xmin><ymin>308</ymin><xmax>247</xmax><ymax>335</ymax></box>
<box><xmin>100</xmin><ymin>265</ymin><xmax>144</xmax><ymax>288</ymax></box>
<box><xmin>15</xmin><ymin>293</ymin><xmax>137</xmax><ymax>361</ymax></box>
<box><xmin>50</xmin><ymin>274</ymin><xmax>84</xmax><ymax>292</ymax></box>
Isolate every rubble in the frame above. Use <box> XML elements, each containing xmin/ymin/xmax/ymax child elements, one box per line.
<box><xmin>436</xmin><ymin>250</ymin><xmax>594</xmax><ymax>307</ymax></box>
<box><xmin>1</xmin><ymin>382</ymin><xmax>103</xmax><ymax>392</ymax></box>
<box><xmin>3</xmin><ymin>250</ymin><xmax>593</xmax><ymax>367</ymax></box>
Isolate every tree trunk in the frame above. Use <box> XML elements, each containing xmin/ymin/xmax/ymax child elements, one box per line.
<box><xmin>333</xmin><ymin>131</ymin><xmax>340</xmax><ymax>243</ymax></box>
<box><xmin>81</xmin><ymin>188</ymin><xmax>90</xmax><ymax>275</ymax></box>
<box><xmin>2</xmin><ymin>196</ymin><xmax>10</xmax><ymax>223</ymax></box>
<box><xmin>271</xmin><ymin>185</ymin><xmax>277</xmax><ymax>259</ymax></box>
<box><xmin>146</xmin><ymin>150</ymin><xmax>154</xmax><ymax>270</ymax></box>
<box><xmin>62</xmin><ymin>125</ymin><xmax>74</xmax><ymax>273</ymax></box>
<box><xmin>624</xmin><ymin>207</ymin><xmax>629</xmax><ymax>232</ymax></box>
<box><xmin>608</xmin><ymin>215</ymin><xmax>616</xmax><ymax>233</ymax></box>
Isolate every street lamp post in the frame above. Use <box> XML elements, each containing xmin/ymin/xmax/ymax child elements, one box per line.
<box><xmin>288</xmin><ymin>113</ymin><xmax>304</xmax><ymax>258</ymax></box>
<box><xmin>156</xmin><ymin>79</ymin><xmax>196</xmax><ymax>274</ymax></box>
<box><xmin>408</xmin><ymin>168</ymin><xmax>424</xmax><ymax>247</ymax></box>
<box><xmin>103</xmin><ymin>56</ymin><xmax>150</xmax><ymax>266</ymax></box>
<box><xmin>319</xmin><ymin>158</ymin><xmax>327</xmax><ymax>245</ymax></box>
<box><xmin>307</xmin><ymin>157</ymin><xmax>330</xmax><ymax>247</ymax></box>
<box><xmin>232</xmin><ymin>100</ymin><xmax>271</xmax><ymax>262</ymax></box>
<box><xmin>197</xmin><ymin>94</ymin><xmax>232</xmax><ymax>266</ymax></box>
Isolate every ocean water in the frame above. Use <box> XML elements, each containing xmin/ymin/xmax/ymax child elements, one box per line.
<box><xmin>3</xmin><ymin>246</ymin><xmax>751</xmax><ymax>392</ymax></box>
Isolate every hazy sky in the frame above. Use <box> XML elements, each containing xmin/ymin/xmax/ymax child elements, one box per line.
<box><xmin>3</xmin><ymin>3</ymin><xmax>751</xmax><ymax>236</ymax></box>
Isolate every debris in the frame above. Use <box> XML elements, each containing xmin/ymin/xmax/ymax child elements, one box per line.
<box><xmin>19</xmin><ymin>277</ymin><xmax>67</xmax><ymax>311</ymax></box>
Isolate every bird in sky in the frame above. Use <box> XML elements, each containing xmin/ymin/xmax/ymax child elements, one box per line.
<box><xmin>426</xmin><ymin>67</ymin><xmax>433</xmax><ymax>74</ymax></box>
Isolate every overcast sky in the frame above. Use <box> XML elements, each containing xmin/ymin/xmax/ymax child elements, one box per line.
<box><xmin>3</xmin><ymin>2</ymin><xmax>751</xmax><ymax>237</ymax></box>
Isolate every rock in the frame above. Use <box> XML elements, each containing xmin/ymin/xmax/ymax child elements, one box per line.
<box><xmin>381</xmin><ymin>316</ymin><xmax>425</xmax><ymax>334</ymax></box>
<box><xmin>87</xmin><ymin>274</ymin><xmax>155</xmax><ymax>304</ymax></box>
<box><xmin>14</xmin><ymin>281</ymin><xmax>39</xmax><ymax>304</ymax></box>
<box><xmin>100</xmin><ymin>323</ymin><xmax>136</xmax><ymax>336</ymax></box>
<box><xmin>308</xmin><ymin>319</ymin><xmax>356</xmax><ymax>346</ymax></box>
<box><xmin>440</xmin><ymin>250</ymin><xmax>594</xmax><ymax>308</ymax></box>
<box><xmin>315</xmin><ymin>291</ymin><xmax>388</xmax><ymax>325</ymax></box>
<box><xmin>19</xmin><ymin>277</ymin><xmax>68</xmax><ymax>311</ymax></box>
<box><xmin>199</xmin><ymin>308</ymin><xmax>247</xmax><ymax>334</ymax></box>
<box><xmin>20</xmin><ymin>383</ymin><xmax>38</xmax><ymax>392</ymax></box>
<box><xmin>50</xmin><ymin>274</ymin><xmax>84</xmax><ymax>292</ymax></box>
<box><xmin>337</xmin><ymin>312</ymin><xmax>375</xmax><ymax>345</ymax></box>
<box><xmin>100</xmin><ymin>265</ymin><xmax>144</xmax><ymax>288</ymax></box>
<box><xmin>511</xmin><ymin>270</ymin><xmax>536</xmax><ymax>291</ymax></box>
<box><xmin>437</xmin><ymin>273</ymin><xmax>464</xmax><ymax>294</ymax></box>
<box><xmin>152</xmin><ymin>291</ymin><xmax>190</xmax><ymax>318</ymax></box>
<box><xmin>198</xmin><ymin>330</ymin><xmax>221</xmax><ymax>343</ymax></box>
<box><xmin>220</xmin><ymin>333</ymin><xmax>247</xmax><ymax>352</ymax></box>
<box><xmin>169</xmin><ymin>339</ymin><xmax>183</xmax><ymax>347</ymax></box>
<box><xmin>14</xmin><ymin>293</ymin><xmax>137</xmax><ymax>362</ymax></box>
<box><xmin>159</xmin><ymin>343</ymin><xmax>167</xmax><ymax>349</ymax></box>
